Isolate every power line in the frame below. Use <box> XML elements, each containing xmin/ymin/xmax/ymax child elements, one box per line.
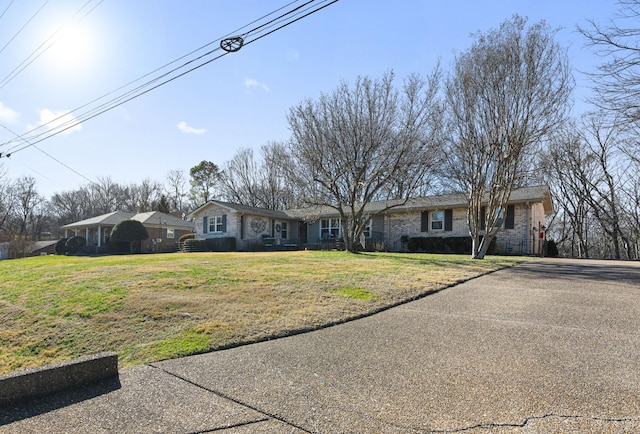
<box><xmin>0</xmin><ymin>0</ymin><xmax>49</xmax><ymax>55</ymax></box>
<box><xmin>0</xmin><ymin>123</ymin><xmax>95</xmax><ymax>185</ymax></box>
<box><xmin>0</xmin><ymin>0</ymin><xmax>104</xmax><ymax>90</ymax></box>
<box><xmin>0</xmin><ymin>0</ymin><xmax>308</xmax><ymax>149</ymax></box>
<box><xmin>0</xmin><ymin>0</ymin><xmax>339</xmax><ymax>157</ymax></box>
<box><xmin>0</xmin><ymin>0</ymin><xmax>16</xmax><ymax>21</ymax></box>
<box><xmin>0</xmin><ymin>0</ymin><xmax>324</xmax><ymax>153</ymax></box>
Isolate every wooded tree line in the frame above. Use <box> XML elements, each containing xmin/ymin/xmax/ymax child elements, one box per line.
<box><xmin>2</xmin><ymin>3</ymin><xmax>640</xmax><ymax>259</ymax></box>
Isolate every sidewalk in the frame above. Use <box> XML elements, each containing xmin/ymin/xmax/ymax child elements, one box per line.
<box><xmin>2</xmin><ymin>258</ymin><xmax>639</xmax><ymax>433</ymax></box>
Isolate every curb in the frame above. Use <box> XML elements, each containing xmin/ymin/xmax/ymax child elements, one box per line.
<box><xmin>0</xmin><ymin>352</ymin><xmax>118</xmax><ymax>407</ymax></box>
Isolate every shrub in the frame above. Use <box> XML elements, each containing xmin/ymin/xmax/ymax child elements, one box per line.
<box><xmin>178</xmin><ymin>233</ymin><xmax>195</xmax><ymax>243</ymax></box>
<box><xmin>183</xmin><ymin>237</ymin><xmax>236</xmax><ymax>252</ymax></box>
<box><xmin>545</xmin><ymin>239</ymin><xmax>559</xmax><ymax>257</ymax></box>
<box><xmin>111</xmin><ymin>220</ymin><xmax>149</xmax><ymax>253</ymax></box>
<box><xmin>65</xmin><ymin>236</ymin><xmax>86</xmax><ymax>255</ymax></box>
<box><xmin>406</xmin><ymin>236</ymin><xmax>495</xmax><ymax>255</ymax></box>
<box><xmin>55</xmin><ymin>238</ymin><xmax>68</xmax><ymax>255</ymax></box>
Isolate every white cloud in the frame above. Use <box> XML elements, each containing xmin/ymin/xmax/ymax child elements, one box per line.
<box><xmin>244</xmin><ymin>77</ymin><xmax>270</xmax><ymax>93</ymax></box>
<box><xmin>177</xmin><ymin>121</ymin><xmax>206</xmax><ymax>135</ymax></box>
<box><xmin>39</xmin><ymin>109</ymin><xmax>82</xmax><ymax>135</ymax></box>
<box><xmin>0</xmin><ymin>102</ymin><xmax>19</xmax><ymax>123</ymax></box>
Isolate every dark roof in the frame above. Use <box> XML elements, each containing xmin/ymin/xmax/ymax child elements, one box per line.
<box><xmin>61</xmin><ymin>211</ymin><xmax>194</xmax><ymax>230</ymax></box>
<box><xmin>189</xmin><ymin>185</ymin><xmax>553</xmax><ymax>221</ymax></box>
<box><xmin>285</xmin><ymin>185</ymin><xmax>553</xmax><ymax>218</ymax></box>
<box><xmin>189</xmin><ymin>200</ymin><xmax>290</xmax><ymax>220</ymax></box>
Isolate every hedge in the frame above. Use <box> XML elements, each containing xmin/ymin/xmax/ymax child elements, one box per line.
<box><xmin>406</xmin><ymin>236</ymin><xmax>496</xmax><ymax>254</ymax></box>
<box><xmin>182</xmin><ymin>237</ymin><xmax>236</xmax><ymax>252</ymax></box>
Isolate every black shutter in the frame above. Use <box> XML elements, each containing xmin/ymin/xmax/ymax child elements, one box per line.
<box><xmin>421</xmin><ymin>210</ymin><xmax>429</xmax><ymax>232</ymax></box>
<box><xmin>505</xmin><ymin>205</ymin><xmax>515</xmax><ymax>229</ymax></box>
<box><xmin>203</xmin><ymin>216</ymin><xmax>208</xmax><ymax>234</ymax></box>
<box><xmin>444</xmin><ymin>209</ymin><xmax>453</xmax><ymax>231</ymax></box>
<box><xmin>480</xmin><ymin>207</ymin><xmax>486</xmax><ymax>230</ymax></box>
<box><xmin>222</xmin><ymin>214</ymin><xmax>227</xmax><ymax>232</ymax></box>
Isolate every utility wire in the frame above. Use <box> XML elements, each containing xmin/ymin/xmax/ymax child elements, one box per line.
<box><xmin>0</xmin><ymin>0</ymin><xmax>49</xmax><ymax>55</ymax></box>
<box><xmin>0</xmin><ymin>0</ymin><xmax>103</xmax><ymax>90</ymax></box>
<box><xmin>0</xmin><ymin>123</ymin><xmax>95</xmax><ymax>184</ymax></box>
<box><xmin>0</xmin><ymin>0</ymin><xmax>307</xmax><ymax>149</ymax></box>
<box><xmin>1</xmin><ymin>0</ymin><xmax>338</xmax><ymax>157</ymax></box>
<box><xmin>0</xmin><ymin>0</ymin><xmax>16</xmax><ymax>21</ymax></box>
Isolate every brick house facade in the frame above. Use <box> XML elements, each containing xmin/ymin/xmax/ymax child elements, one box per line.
<box><xmin>190</xmin><ymin>185</ymin><xmax>553</xmax><ymax>256</ymax></box>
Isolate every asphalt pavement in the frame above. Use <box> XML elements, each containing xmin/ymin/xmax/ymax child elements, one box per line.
<box><xmin>1</xmin><ymin>258</ymin><xmax>639</xmax><ymax>433</ymax></box>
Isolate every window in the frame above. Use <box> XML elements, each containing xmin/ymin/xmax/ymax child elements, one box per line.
<box><xmin>481</xmin><ymin>206</ymin><xmax>514</xmax><ymax>230</ymax></box>
<box><xmin>320</xmin><ymin>218</ymin><xmax>340</xmax><ymax>238</ymax></box>
<box><xmin>209</xmin><ymin>216</ymin><xmax>224</xmax><ymax>233</ymax></box>
<box><xmin>431</xmin><ymin>211</ymin><xmax>444</xmax><ymax>231</ymax></box>
<box><xmin>494</xmin><ymin>209</ymin><xmax>505</xmax><ymax>228</ymax></box>
<box><xmin>362</xmin><ymin>218</ymin><xmax>372</xmax><ymax>238</ymax></box>
<box><xmin>281</xmin><ymin>222</ymin><xmax>288</xmax><ymax>239</ymax></box>
<box><xmin>166</xmin><ymin>228</ymin><xmax>175</xmax><ymax>239</ymax></box>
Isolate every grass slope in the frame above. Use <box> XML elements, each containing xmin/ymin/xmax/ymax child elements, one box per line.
<box><xmin>0</xmin><ymin>251</ymin><xmax>523</xmax><ymax>374</ymax></box>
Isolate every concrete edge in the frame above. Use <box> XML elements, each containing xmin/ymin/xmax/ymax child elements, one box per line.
<box><xmin>0</xmin><ymin>352</ymin><xmax>118</xmax><ymax>407</ymax></box>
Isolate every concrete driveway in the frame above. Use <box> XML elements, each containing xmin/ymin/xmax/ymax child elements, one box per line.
<box><xmin>2</xmin><ymin>258</ymin><xmax>639</xmax><ymax>433</ymax></box>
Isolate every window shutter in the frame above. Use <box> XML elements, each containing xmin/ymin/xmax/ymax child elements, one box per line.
<box><xmin>222</xmin><ymin>214</ymin><xmax>227</xmax><ymax>232</ymax></box>
<box><xmin>444</xmin><ymin>209</ymin><xmax>453</xmax><ymax>232</ymax></box>
<box><xmin>421</xmin><ymin>210</ymin><xmax>429</xmax><ymax>232</ymax></box>
<box><xmin>203</xmin><ymin>216</ymin><xmax>208</xmax><ymax>234</ymax></box>
<box><xmin>505</xmin><ymin>205</ymin><xmax>515</xmax><ymax>229</ymax></box>
<box><xmin>480</xmin><ymin>207</ymin><xmax>486</xmax><ymax>230</ymax></box>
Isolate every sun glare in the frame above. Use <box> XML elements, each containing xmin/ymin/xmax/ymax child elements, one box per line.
<box><xmin>46</xmin><ymin>23</ymin><xmax>95</xmax><ymax>75</ymax></box>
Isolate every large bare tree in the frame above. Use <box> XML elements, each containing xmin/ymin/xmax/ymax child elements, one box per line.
<box><xmin>286</xmin><ymin>69</ymin><xmax>444</xmax><ymax>252</ymax></box>
<box><xmin>221</xmin><ymin>142</ymin><xmax>296</xmax><ymax>210</ymax></box>
<box><xmin>542</xmin><ymin>125</ymin><xmax>597</xmax><ymax>258</ymax></box>
<box><xmin>164</xmin><ymin>169</ymin><xmax>188</xmax><ymax>213</ymax></box>
<box><xmin>444</xmin><ymin>15</ymin><xmax>572</xmax><ymax>259</ymax></box>
<box><xmin>579</xmin><ymin>0</ymin><xmax>640</xmax><ymax>127</ymax></box>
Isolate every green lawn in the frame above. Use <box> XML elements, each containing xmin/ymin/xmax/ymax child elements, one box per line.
<box><xmin>0</xmin><ymin>251</ymin><xmax>524</xmax><ymax>374</ymax></box>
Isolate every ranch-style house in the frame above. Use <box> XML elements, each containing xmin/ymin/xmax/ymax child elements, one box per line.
<box><xmin>189</xmin><ymin>184</ymin><xmax>553</xmax><ymax>255</ymax></box>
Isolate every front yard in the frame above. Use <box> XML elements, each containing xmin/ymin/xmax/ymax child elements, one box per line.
<box><xmin>0</xmin><ymin>251</ymin><xmax>523</xmax><ymax>374</ymax></box>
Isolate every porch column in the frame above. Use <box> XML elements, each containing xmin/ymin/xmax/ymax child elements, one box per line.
<box><xmin>97</xmin><ymin>226</ymin><xmax>102</xmax><ymax>247</ymax></box>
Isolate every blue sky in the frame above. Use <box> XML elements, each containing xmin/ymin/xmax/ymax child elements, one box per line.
<box><xmin>0</xmin><ymin>0</ymin><xmax>621</xmax><ymax>198</ymax></box>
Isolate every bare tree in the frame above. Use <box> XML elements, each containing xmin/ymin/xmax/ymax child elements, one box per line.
<box><xmin>221</xmin><ymin>142</ymin><xmax>297</xmax><ymax>210</ymax></box>
<box><xmin>126</xmin><ymin>178</ymin><xmax>163</xmax><ymax>212</ymax></box>
<box><xmin>89</xmin><ymin>177</ymin><xmax>128</xmax><ymax>214</ymax></box>
<box><xmin>221</xmin><ymin>148</ymin><xmax>262</xmax><ymax>207</ymax></box>
<box><xmin>13</xmin><ymin>176</ymin><xmax>43</xmax><ymax>236</ymax></box>
<box><xmin>0</xmin><ymin>167</ymin><xmax>16</xmax><ymax>239</ymax></box>
<box><xmin>444</xmin><ymin>15</ymin><xmax>572</xmax><ymax>258</ymax></box>
<box><xmin>164</xmin><ymin>169</ymin><xmax>188</xmax><ymax>212</ymax></box>
<box><xmin>50</xmin><ymin>189</ymin><xmax>94</xmax><ymax>223</ymax></box>
<box><xmin>577</xmin><ymin>113</ymin><xmax>632</xmax><ymax>259</ymax></box>
<box><xmin>542</xmin><ymin>126</ymin><xmax>597</xmax><ymax>258</ymax></box>
<box><xmin>579</xmin><ymin>0</ymin><xmax>640</xmax><ymax>127</ymax></box>
<box><xmin>260</xmin><ymin>141</ymin><xmax>297</xmax><ymax>210</ymax></box>
<box><xmin>286</xmin><ymin>69</ymin><xmax>444</xmax><ymax>252</ymax></box>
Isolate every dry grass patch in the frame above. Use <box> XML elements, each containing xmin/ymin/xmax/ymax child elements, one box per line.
<box><xmin>0</xmin><ymin>251</ymin><xmax>524</xmax><ymax>374</ymax></box>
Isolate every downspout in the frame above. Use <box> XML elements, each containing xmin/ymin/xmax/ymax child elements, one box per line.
<box><xmin>525</xmin><ymin>202</ymin><xmax>530</xmax><ymax>255</ymax></box>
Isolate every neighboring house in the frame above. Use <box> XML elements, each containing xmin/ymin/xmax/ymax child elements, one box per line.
<box><xmin>61</xmin><ymin>211</ymin><xmax>194</xmax><ymax>253</ymax></box>
<box><xmin>30</xmin><ymin>240</ymin><xmax>58</xmax><ymax>256</ymax></box>
<box><xmin>0</xmin><ymin>240</ymin><xmax>57</xmax><ymax>259</ymax></box>
<box><xmin>189</xmin><ymin>201</ymin><xmax>299</xmax><ymax>252</ymax></box>
<box><xmin>189</xmin><ymin>185</ymin><xmax>553</xmax><ymax>255</ymax></box>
